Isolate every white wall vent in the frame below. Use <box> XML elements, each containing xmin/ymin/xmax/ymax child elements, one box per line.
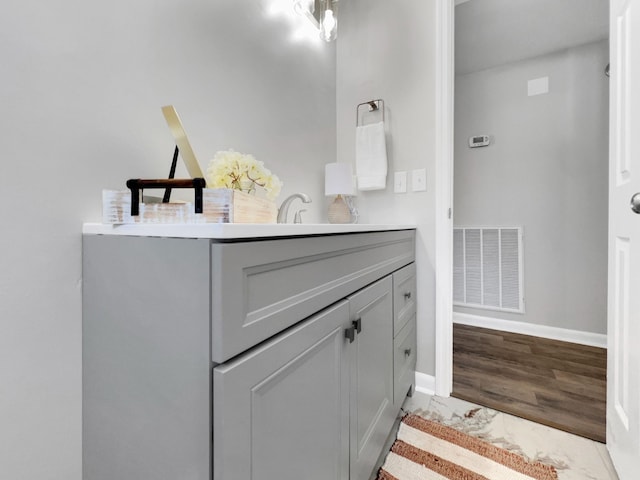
<box><xmin>453</xmin><ymin>226</ymin><xmax>524</xmax><ymax>313</ymax></box>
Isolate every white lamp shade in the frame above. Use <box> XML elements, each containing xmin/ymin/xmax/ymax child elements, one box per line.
<box><xmin>325</xmin><ymin>163</ymin><xmax>355</xmax><ymax>196</ymax></box>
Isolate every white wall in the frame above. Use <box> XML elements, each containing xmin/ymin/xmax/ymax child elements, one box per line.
<box><xmin>454</xmin><ymin>40</ymin><xmax>609</xmax><ymax>334</ymax></box>
<box><xmin>0</xmin><ymin>1</ymin><xmax>335</xmax><ymax>478</ymax></box>
<box><xmin>337</xmin><ymin>0</ymin><xmax>438</xmax><ymax>375</ymax></box>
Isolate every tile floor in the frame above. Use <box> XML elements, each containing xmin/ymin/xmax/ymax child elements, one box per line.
<box><xmin>401</xmin><ymin>391</ymin><xmax>619</xmax><ymax>480</ymax></box>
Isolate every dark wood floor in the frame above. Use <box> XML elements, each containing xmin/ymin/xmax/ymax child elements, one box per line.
<box><xmin>452</xmin><ymin>323</ymin><xmax>607</xmax><ymax>443</ymax></box>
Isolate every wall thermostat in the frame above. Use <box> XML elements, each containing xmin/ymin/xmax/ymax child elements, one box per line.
<box><xmin>468</xmin><ymin>135</ymin><xmax>491</xmax><ymax>148</ymax></box>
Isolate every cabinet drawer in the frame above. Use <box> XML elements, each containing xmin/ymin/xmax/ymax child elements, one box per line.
<box><xmin>211</xmin><ymin>230</ymin><xmax>415</xmax><ymax>363</ymax></box>
<box><xmin>393</xmin><ymin>263</ymin><xmax>416</xmax><ymax>336</ymax></box>
<box><xmin>393</xmin><ymin>316</ymin><xmax>417</xmax><ymax>406</ymax></box>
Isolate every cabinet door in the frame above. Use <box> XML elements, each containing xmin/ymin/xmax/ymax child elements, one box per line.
<box><xmin>348</xmin><ymin>277</ymin><xmax>395</xmax><ymax>480</ymax></box>
<box><xmin>213</xmin><ymin>301</ymin><xmax>350</xmax><ymax>480</ymax></box>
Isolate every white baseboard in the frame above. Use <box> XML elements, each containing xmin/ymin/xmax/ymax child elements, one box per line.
<box><xmin>414</xmin><ymin>372</ymin><xmax>436</xmax><ymax>396</ymax></box>
<box><xmin>453</xmin><ymin>312</ymin><xmax>607</xmax><ymax>349</ymax></box>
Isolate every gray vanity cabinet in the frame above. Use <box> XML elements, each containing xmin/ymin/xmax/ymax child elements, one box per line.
<box><xmin>83</xmin><ymin>229</ymin><xmax>416</xmax><ymax>480</ymax></box>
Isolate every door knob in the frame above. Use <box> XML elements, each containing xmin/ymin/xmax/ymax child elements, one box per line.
<box><xmin>632</xmin><ymin>193</ymin><xmax>640</xmax><ymax>214</ymax></box>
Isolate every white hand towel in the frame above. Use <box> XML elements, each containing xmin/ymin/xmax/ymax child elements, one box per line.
<box><xmin>356</xmin><ymin>121</ymin><xmax>388</xmax><ymax>191</ymax></box>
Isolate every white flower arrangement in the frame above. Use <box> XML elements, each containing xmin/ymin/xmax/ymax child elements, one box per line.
<box><xmin>205</xmin><ymin>150</ymin><xmax>283</xmax><ymax>200</ymax></box>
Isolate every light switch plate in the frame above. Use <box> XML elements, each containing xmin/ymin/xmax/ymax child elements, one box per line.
<box><xmin>394</xmin><ymin>171</ymin><xmax>407</xmax><ymax>193</ymax></box>
<box><xmin>411</xmin><ymin>168</ymin><xmax>426</xmax><ymax>192</ymax></box>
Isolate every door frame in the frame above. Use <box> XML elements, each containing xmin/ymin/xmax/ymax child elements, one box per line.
<box><xmin>433</xmin><ymin>0</ymin><xmax>613</xmax><ymax>403</ymax></box>
<box><xmin>434</xmin><ymin>0</ymin><xmax>455</xmax><ymax>397</ymax></box>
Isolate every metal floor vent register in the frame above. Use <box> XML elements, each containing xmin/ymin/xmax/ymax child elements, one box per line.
<box><xmin>453</xmin><ymin>227</ymin><xmax>524</xmax><ymax>313</ymax></box>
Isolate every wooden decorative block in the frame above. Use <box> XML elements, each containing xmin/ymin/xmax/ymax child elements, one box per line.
<box><xmin>103</xmin><ymin>188</ymin><xmax>277</xmax><ymax>224</ymax></box>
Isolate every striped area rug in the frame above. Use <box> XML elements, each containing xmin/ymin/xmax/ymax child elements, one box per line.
<box><xmin>377</xmin><ymin>414</ymin><xmax>558</xmax><ymax>480</ymax></box>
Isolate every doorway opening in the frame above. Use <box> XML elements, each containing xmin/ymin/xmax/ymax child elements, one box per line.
<box><xmin>448</xmin><ymin>0</ymin><xmax>610</xmax><ymax>441</ymax></box>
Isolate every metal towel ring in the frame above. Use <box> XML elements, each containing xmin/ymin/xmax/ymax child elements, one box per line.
<box><xmin>356</xmin><ymin>99</ymin><xmax>385</xmax><ymax>126</ymax></box>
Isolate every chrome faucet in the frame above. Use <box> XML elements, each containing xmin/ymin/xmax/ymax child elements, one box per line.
<box><xmin>277</xmin><ymin>193</ymin><xmax>312</xmax><ymax>223</ymax></box>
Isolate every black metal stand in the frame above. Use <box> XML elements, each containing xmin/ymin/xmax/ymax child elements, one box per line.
<box><xmin>126</xmin><ymin>145</ymin><xmax>207</xmax><ymax>217</ymax></box>
<box><xmin>162</xmin><ymin>145</ymin><xmax>180</xmax><ymax>203</ymax></box>
<box><xmin>126</xmin><ymin>178</ymin><xmax>206</xmax><ymax>216</ymax></box>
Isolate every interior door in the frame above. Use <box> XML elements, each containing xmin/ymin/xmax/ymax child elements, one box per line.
<box><xmin>607</xmin><ymin>0</ymin><xmax>640</xmax><ymax>476</ymax></box>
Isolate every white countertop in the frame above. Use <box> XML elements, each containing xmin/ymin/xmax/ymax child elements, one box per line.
<box><xmin>82</xmin><ymin>223</ymin><xmax>416</xmax><ymax>239</ymax></box>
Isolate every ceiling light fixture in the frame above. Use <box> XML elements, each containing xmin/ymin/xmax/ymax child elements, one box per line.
<box><xmin>293</xmin><ymin>0</ymin><xmax>338</xmax><ymax>42</ymax></box>
<box><xmin>319</xmin><ymin>0</ymin><xmax>338</xmax><ymax>41</ymax></box>
<box><xmin>293</xmin><ymin>0</ymin><xmax>318</xmax><ymax>27</ymax></box>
